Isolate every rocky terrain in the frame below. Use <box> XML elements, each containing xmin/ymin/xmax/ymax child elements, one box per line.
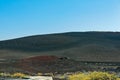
<box><xmin>0</xmin><ymin>32</ymin><xmax>120</xmax><ymax>73</ymax></box>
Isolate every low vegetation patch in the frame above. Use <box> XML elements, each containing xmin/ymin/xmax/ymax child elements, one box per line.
<box><xmin>0</xmin><ymin>72</ymin><xmax>28</xmax><ymax>78</ymax></box>
<box><xmin>69</xmin><ymin>71</ymin><xmax>120</xmax><ymax>80</ymax></box>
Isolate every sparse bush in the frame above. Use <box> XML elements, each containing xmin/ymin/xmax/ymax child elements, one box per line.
<box><xmin>0</xmin><ymin>72</ymin><xmax>29</xmax><ymax>78</ymax></box>
<box><xmin>0</xmin><ymin>73</ymin><xmax>10</xmax><ymax>77</ymax></box>
<box><xmin>69</xmin><ymin>71</ymin><xmax>120</xmax><ymax>80</ymax></box>
<box><xmin>37</xmin><ymin>72</ymin><xmax>43</xmax><ymax>76</ymax></box>
<box><xmin>11</xmin><ymin>72</ymin><xmax>28</xmax><ymax>78</ymax></box>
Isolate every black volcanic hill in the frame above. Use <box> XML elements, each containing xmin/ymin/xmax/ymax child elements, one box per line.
<box><xmin>0</xmin><ymin>32</ymin><xmax>120</xmax><ymax>62</ymax></box>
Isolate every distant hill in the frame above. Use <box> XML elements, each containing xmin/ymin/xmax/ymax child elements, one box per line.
<box><xmin>0</xmin><ymin>32</ymin><xmax>120</xmax><ymax>62</ymax></box>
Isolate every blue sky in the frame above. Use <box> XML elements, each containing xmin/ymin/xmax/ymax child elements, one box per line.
<box><xmin>0</xmin><ymin>0</ymin><xmax>120</xmax><ymax>40</ymax></box>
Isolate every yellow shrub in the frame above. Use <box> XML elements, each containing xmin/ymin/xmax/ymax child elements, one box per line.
<box><xmin>11</xmin><ymin>72</ymin><xmax>27</xmax><ymax>78</ymax></box>
<box><xmin>0</xmin><ymin>73</ymin><xmax>10</xmax><ymax>77</ymax></box>
<box><xmin>69</xmin><ymin>73</ymin><xmax>89</xmax><ymax>80</ymax></box>
<box><xmin>37</xmin><ymin>72</ymin><xmax>43</xmax><ymax>76</ymax></box>
<box><xmin>69</xmin><ymin>71</ymin><xmax>120</xmax><ymax>80</ymax></box>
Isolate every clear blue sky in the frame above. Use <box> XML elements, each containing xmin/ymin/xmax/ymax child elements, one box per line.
<box><xmin>0</xmin><ymin>0</ymin><xmax>120</xmax><ymax>40</ymax></box>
